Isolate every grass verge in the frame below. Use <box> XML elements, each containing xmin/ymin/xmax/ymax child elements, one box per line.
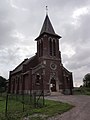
<box><xmin>0</xmin><ymin>96</ymin><xmax>73</xmax><ymax>120</ymax></box>
<box><xmin>74</xmin><ymin>87</ymin><xmax>90</xmax><ymax>95</ymax></box>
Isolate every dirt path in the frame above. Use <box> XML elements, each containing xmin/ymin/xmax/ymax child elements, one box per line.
<box><xmin>45</xmin><ymin>94</ymin><xmax>90</xmax><ymax>120</ymax></box>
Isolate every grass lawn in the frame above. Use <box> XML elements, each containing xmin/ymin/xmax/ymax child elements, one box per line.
<box><xmin>0</xmin><ymin>95</ymin><xmax>73</xmax><ymax>120</ymax></box>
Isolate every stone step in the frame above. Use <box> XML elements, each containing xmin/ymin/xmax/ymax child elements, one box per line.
<box><xmin>50</xmin><ymin>92</ymin><xmax>63</xmax><ymax>96</ymax></box>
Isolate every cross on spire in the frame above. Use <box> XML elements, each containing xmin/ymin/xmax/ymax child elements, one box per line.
<box><xmin>46</xmin><ymin>6</ymin><xmax>48</xmax><ymax>15</ymax></box>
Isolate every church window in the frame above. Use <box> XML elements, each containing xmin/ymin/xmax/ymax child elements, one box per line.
<box><xmin>36</xmin><ymin>74</ymin><xmax>40</xmax><ymax>85</ymax></box>
<box><xmin>66</xmin><ymin>76</ymin><xmax>69</xmax><ymax>83</ymax></box>
<box><xmin>49</xmin><ymin>38</ymin><xmax>52</xmax><ymax>56</ymax></box>
<box><xmin>12</xmin><ymin>79</ymin><xmax>15</xmax><ymax>93</ymax></box>
<box><xmin>41</xmin><ymin>39</ymin><xmax>43</xmax><ymax>56</ymax></box>
<box><xmin>53</xmin><ymin>39</ymin><xmax>56</xmax><ymax>56</ymax></box>
<box><xmin>49</xmin><ymin>38</ymin><xmax>57</xmax><ymax>56</ymax></box>
<box><xmin>38</xmin><ymin>41</ymin><xmax>40</xmax><ymax>57</ymax></box>
<box><xmin>38</xmin><ymin>39</ymin><xmax>43</xmax><ymax>57</ymax></box>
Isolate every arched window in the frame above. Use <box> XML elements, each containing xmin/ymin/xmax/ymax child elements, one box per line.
<box><xmin>41</xmin><ymin>39</ymin><xmax>43</xmax><ymax>56</ymax></box>
<box><xmin>49</xmin><ymin>38</ymin><xmax>52</xmax><ymax>56</ymax></box>
<box><xmin>38</xmin><ymin>39</ymin><xmax>43</xmax><ymax>57</ymax></box>
<box><xmin>12</xmin><ymin>79</ymin><xmax>15</xmax><ymax>93</ymax></box>
<box><xmin>38</xmin><ymin>41</ymin><xmax>40</xmax><ymax>57</ymax></box>
<box><xmin>53</xmin><ymin>39</ymin><xmax>56</xmax><ymax>56</ymax></box>
<box><xmin>36</xmin><ymin>74</ymin><xmax>40</xmax><ymax>85</ymax></box>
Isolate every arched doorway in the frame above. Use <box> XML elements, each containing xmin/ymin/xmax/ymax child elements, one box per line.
<box><xmin>50</xmin><ymin>78</ymin><xmax>56</xmax><ymax>92</ymax></box>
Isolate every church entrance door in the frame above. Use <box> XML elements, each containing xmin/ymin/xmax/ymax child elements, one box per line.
<box><xmin>50</xmin><ymin>78</ymin><xmax>56</xmax><ymax>92</ymax></box>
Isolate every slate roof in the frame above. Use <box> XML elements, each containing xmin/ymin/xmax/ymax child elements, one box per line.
<box><xmin>62</xmin><ymin>66</ymin><xmax>72</xmax><ymax>74</ymax></box>
<box><xmin>11</xmin><ymin>55</ymin><xmax>37</xmax><ymax>75</ymax></box>
<box><xmin>35</xmin><ymin>15</ymin><xmax>61</xmax><ymax>40</ymax></box>
<box><xmin>11</xmin><ymin>59</ymin><xmax>28</xmax><ymax>75</ymax></box>
<box><xmin>40</xmin><ymin>15</ymin><xmax>55</xmax><ymax>35</ymax></box>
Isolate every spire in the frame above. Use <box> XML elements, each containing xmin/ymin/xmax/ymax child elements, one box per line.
<box><xmin>35</xmin><ymin>8</ymin><xmax>61</xmax><ymax>40</ymax></box>
<box><xmin>40</xmin><ymin>14</ymin><xmax>56</xmax><ymax>35</ymax></box>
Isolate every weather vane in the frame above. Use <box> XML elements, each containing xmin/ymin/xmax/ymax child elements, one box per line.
<box><xmin>46</xmin><ymin>6</ymin><xmax>48</xmax><ymax>15</ymax></box>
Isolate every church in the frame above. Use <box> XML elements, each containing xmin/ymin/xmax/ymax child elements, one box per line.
<box><xmin>9</xmin><ymin>13</ymin><xmax>73</xmax><ymax>95</ymax></box>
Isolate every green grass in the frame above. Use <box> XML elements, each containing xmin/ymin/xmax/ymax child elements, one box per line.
<box><xmin>0</xmin><ymin>95</ymin><xmax>73</xmax><ymax>120</ymax></box>
<box><xmin>74</xmin><ymin>87</ymin><xmax>90</xmax><ymax>95</ymax></box>
<box><xmin>0</xmin><ymin>97</ymin><xmax>6</xmax><ymax>113</ymax></box>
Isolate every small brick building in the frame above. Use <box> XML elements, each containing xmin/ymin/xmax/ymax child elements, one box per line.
<box><xmin>9</xmin><ymin>14</ymin><xmax>73</xmax><ymax>95</ymax></box>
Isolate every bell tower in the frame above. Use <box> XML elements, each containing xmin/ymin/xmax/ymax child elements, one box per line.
<box><xmin>35</xmin><ymin>14</ymin><xmax>62</xmax><ymax>62</ymax></box>
<box><xmin>35</xmin><ymin>13</ymin><xmax>63</xmax><ymax>94</ymax></box>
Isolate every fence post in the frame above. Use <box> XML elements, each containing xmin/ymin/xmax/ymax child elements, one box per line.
<box><xmin>34</xmin><ymin>92</ymin><xmax>36</xmax><ymax>108</ymax></box>
<box><xmin>22</xmin><ymin>92</ymin><xmax>24</xmax><ymax>112</ymax></box>
<box><xmin>29</xmin><ymin>90</ymin><xmax>32</xmax><ymax>103</ymax></box>
<box><xmin>41</xmin><ymin>74</ymin><xmax>44</xmax><ymax>106</ymax></box>
<box><xmin>5</xmin><ymin>93</ymin><xmax>8</xmax><ymax>117</ymax></box>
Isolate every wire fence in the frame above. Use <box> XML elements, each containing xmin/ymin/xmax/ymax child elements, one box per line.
<box><xmin>0</xmin><ymin>90</ymin><xmax>44</xmax><ymax>118</ymax></box>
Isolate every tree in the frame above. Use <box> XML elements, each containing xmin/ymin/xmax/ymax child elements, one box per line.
<box><xmin>83</xmin><ymin>73</ymin><xmax>90</xmax><ymax>87</ymax></box>
<box><xmin>0</xmin><ymin>76</ymin><xmax>7</xmax><ymax>92</ymax></box>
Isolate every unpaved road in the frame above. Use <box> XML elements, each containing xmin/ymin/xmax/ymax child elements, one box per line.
<box><xmin>45</xmin><ymin>94</ymin><xmax>90</xmax><ymax>120</ymax></box>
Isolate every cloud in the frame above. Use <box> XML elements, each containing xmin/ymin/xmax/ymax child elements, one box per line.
<box><xmin>0</xmin><ymin>0</ymin><xmax>90</xmax><ymax>87</ymax></box>
<box><xmin>9</xmin><ymin>0</ymin><xmax>19</xmax><ymax>9</ymax></box>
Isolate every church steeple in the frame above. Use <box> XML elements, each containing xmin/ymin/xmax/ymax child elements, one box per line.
<box><xmin>35</xmin><ymin>13</ymin><xmax>62</xmax><ymax>59</ymax></box>
<box><xmin>40</xmin><ymin>14</ymin><xmax>56</xmax><ymax>35</ymax></box>
<box><xmin>35</xmin><ymin>14</ymin><xmax>61</xmax><ymax>40</ymax></box>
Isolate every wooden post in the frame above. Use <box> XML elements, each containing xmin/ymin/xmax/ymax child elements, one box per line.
<box><xmin>41</xmin><ymin>74</ymin><xmax>44</xmax><ymax>106</ymax></box>
<box><xmin>22</xmin><ymin>74</ymin><xmax>25</xmax><ymax>112</ymax></box>
<box><xmin>34</xmin><ymin>92</ymin><xmax>36</xmax><ymax>108</ymax></box>
<box><xmin>5</xmin><ymin>93</ymin><xmax>8</xmax><ymax>117</ymax></box>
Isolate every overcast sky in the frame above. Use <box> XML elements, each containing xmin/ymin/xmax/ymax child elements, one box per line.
<box><xmin>0</xmin><ymin>0</ymin><xmax>90</xmax><ymax>86</ymax></box>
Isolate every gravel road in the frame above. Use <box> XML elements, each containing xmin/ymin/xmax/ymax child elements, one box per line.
<box><xmin>45</xmin><ymin>94</ymin><xmax>90</xmax><ymax>120</ymax></box>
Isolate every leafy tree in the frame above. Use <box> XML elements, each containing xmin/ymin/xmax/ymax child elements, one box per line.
<box><xmin>83</xmin><ymin>73</ymin><xmax>90</xmax><ymax>87</ymax></box>
<box><xmin>0</xmin><ymin>76</ymin><xmax>7</xmax><ymax>92</ymax></box>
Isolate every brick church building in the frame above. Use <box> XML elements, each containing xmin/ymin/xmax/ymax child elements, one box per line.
<box><xmin>9</xmin><ymin>13</ymin><xmax>73</xmax><ymax>95</ymax></box>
